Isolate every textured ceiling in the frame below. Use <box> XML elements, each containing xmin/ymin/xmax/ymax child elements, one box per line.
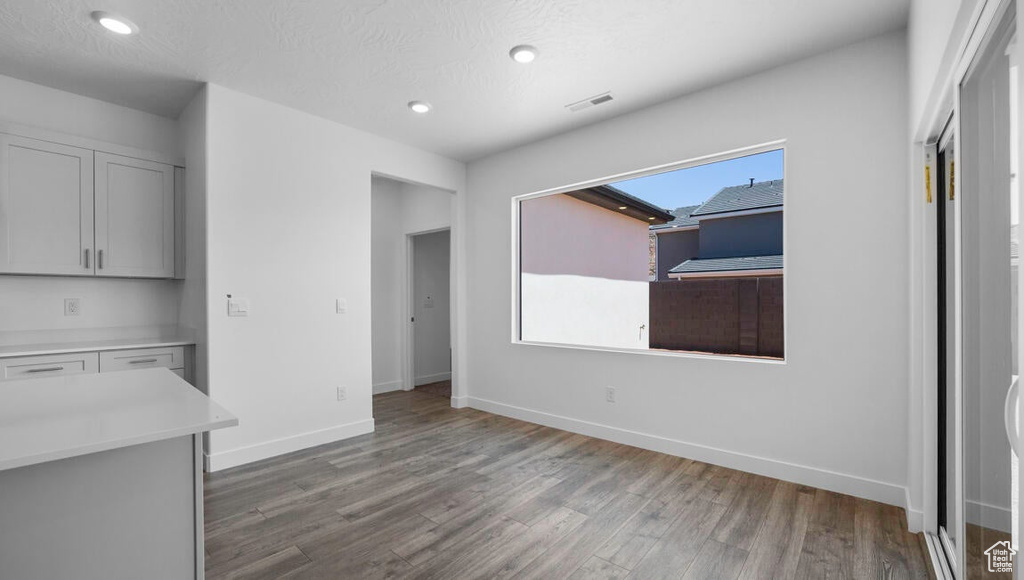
<box><xmin>0</xmin><ymin>0</ymin><xmax>909</xmax><ymax>160</ymax></box>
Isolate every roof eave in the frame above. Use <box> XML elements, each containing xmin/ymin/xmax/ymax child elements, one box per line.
<box><xmin>691</xmin><ymin>205</ymin><xmax>784</xmax><ymax>220</ymax></box>
<box><xmin>668</xmin><ymin>268</ymin><xmax>784</xmax><ymax>279</ymax></box>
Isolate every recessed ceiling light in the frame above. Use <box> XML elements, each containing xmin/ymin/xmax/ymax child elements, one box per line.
<box><xmin>408</xmin><ymin>101</ymin><xmax>431</xmax><ymax>114</ymax></box>
<box><xmin>91</xmin><ymin>11</ymin><xmax>137</xmax><ymax>35</ymax></box>
<box><xmin>617</xmin><ymin>206</ymin><xmax>627</xmax><ymax>210</ymax></box>
<box><xmin>509</xmin><ymin>45</ymin><xmax>538</xmax><ymax>64</ymax></box>
<box><xmin>648</xmin><ymin>217</ymin><xmax>656</xmax><ymax>220</ymax></box>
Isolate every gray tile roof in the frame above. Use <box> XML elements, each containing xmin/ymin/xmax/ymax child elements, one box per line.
<box><xmin>650</xmin><ymin>205</ymin><xmax>701</xmax><ymax>231</ymax></box>
<box><xmin>669</xmin><ymin>254</ymin><xmax>784</xmax><ymax>274</ymax></box>
<box><xmin>691</xmin><ymin>179</ymin><xmax>784</xmax><ymax>217</ymax></box>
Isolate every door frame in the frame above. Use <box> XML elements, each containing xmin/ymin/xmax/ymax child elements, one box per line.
<box><xmin>370</xmin><ymin>170</ymin><xmax>463</xmax><ymax>408</ymax></box>
<box><xmin>402</xmin><ymin>227</ymin><xmax>452</xmax><ymax>392</ymax></box>
<box><xmin>918</xmin><ymin>0</ymin><xmax>1021</xmax><ymax>577</ymax></box>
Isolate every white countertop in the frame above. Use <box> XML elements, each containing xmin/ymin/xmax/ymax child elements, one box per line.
<box><xmin>0</xmin><ymin>368</ymin><xmax>237</xmax><ymax>472</ymax></box>
<box><xmin>0</xmin><ymin>326</ymin><xmax>196</xmax><ymax>358</ymax></box>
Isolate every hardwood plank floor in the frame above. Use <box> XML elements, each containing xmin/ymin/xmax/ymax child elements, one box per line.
<box><xmin>205</xmin><ymin>390</ymin><xmax>934</xmax><ymax>580</ymax></box>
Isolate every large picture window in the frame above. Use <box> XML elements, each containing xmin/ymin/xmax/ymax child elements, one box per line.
<box><xmin>515</xmin><ymin>146</ymin><xmax>785</xmax><ymax>360</ymax></box>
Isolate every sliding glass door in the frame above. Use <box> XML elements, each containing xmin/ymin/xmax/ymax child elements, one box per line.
<box><xmin>941</xmin><ymin>3</ymin><xmax>1022</xmax><ymax>577</ymax></box>
<box><xmin>938</xmin><ymin>126</ymin><xmax>963</xmax><ymax>575</ymax></box>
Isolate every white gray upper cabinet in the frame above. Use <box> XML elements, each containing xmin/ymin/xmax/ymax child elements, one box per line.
<box><xmin>94</xmin><ymin>152</ymin><xmax>175</xmax><ymax>278</ymax></box>
<box><xmin>0</xmin><ymin>134</ymin><xmax>95</xmax><ymax>276</ymax></box>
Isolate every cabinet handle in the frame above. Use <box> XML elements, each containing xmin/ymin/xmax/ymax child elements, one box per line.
<box><xmin>84</xmin><ymin>249</ymin><xmax>90</xmax><ymax>269</ymax></box>
<box><xmin>26</xmin><ymin>366</ymin><xmax>64</xmax><ymax>373</ymax></box>
<box><xmin>98</xmin><ymin>249</ymin><xmax>104</xmax><ymax>269</ymax></box>
<box><xmin>129</xmin><ymin>358</ymin><xmax>159</xmax><ymax>364</ymax></box>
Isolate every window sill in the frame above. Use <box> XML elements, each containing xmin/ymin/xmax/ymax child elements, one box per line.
<box><xmin>512</xmin><ymin>339</ymin><xmax>786</xmax><ymax>364</ymax></box>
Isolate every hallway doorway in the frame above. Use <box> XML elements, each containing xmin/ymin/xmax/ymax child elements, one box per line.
<box><xmin>370</xmin><ymin>175</ymin><xmax>456</xmax><ymax>402</ymax></box>
<box><xmin>410</xmin><ymin>229</ymin><xmax>452</xmax><ymax>398</ymax></box>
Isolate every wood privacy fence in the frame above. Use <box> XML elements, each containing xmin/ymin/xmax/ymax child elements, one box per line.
<box><xmin>649</xmin><ymin>277</ymin><xmax>784</xmax><ymax>358</ymax></box>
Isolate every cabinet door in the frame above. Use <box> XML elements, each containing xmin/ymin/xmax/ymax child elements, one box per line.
<box><xmin>95</xmin><ymin>152</ymin><xmax>175</xmax><ymax>278</ymax></box>
<box><xmin>0</xmin><ymin>134</ymin><xmax>94</xmax><ymax>275</ymax></box>
<box><xmin>0</xmin><ymin>352</ymin><xmax>99</xmax><ymax>381</ymax></box>
<box><xmin>99</xmin><ymin>346</ymin><xmax>185</xmax><ymax>373</ymax></box>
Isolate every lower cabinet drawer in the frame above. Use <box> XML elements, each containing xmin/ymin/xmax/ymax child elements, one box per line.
<box><xmin>99</xmin><ymin>347</ymin><xmax>185</xmax><ymax>373</ymax></box>
<box><xmin>0</xmin><ymin>352</ymin><xmax>100</xmax><ymax>381</ymax></box>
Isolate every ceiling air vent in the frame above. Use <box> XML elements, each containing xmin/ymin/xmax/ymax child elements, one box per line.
<box><xmin>566</xmin><ymin>92</ymin><xmax>614</xmax><ymax>113</ymax></box>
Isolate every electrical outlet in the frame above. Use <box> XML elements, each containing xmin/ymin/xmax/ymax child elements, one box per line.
<box><xmin>336</xmin><ymin>386</ymin><xmax>347</xmax><ymax>401</ymax></box>
<box><xmin>64</xmin><ymin>298</ymin><xmax>81</xmax><ymax>316</ymax></box>
<box><xmin>605</xmin><ymin>386</ymin><xmax>616</xmax><ymax>403</ymax></box>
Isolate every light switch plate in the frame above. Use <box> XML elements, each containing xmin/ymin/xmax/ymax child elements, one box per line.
<box><xmin>227</xmin><ymin>297</ymin><xmax>249</xmax><ymax>317</ymax></box>
<box><xmin>336</xmin><ymin>298</ymin><xmax>347</xmax><ymax>314</ymax></box>
<box><xmin>64</xmin><ymin>298</ymin><xmax>81</xmax><ymax>316</ymax></box>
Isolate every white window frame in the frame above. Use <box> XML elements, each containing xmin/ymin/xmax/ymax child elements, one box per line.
<box><xmin>510</xmin><ymin>139</ymin><xmax>788</xmax><ymax>364</ymax></box>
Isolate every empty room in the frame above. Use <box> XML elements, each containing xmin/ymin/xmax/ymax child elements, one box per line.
<box><xmin>0</xmin><ymin>1</ymin><xmax>1017</xmax><ymax>579</ymax></box>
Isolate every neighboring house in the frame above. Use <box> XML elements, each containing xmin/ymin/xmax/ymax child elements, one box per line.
<box><xmin>650</xmin><ymin>205</ymin><xmax>701</xmax><ymax>280</ymax></box>
<box><xmin>652</xmin><ymin>179</ymin><xmax>784</xmax><ymax>279</ymax></box>
<box><xmin>519</xmin><ymin>185</ymin><xmax>672</xmax><ymax>349</ymax></box>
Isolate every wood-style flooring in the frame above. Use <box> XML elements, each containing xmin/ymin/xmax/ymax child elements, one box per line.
<box><xmin>204</xmin><ymin>390</ymin><xmax>934</xmax><ymax>579</ymax></box>
<box><xmin>414</xmin><ymin>380</ymin><xmax>451</xmax><ymax>399</ymax></box>
<box><xmin>966</xmin><ymin>523</ymin><xmax>1013</xmax><ymax>578</ymax></box>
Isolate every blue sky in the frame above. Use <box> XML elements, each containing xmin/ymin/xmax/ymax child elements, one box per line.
<box><xmin>611</xmin><ymin>149</ymin><xmax>784</xmax><ymax>211</ymax></box>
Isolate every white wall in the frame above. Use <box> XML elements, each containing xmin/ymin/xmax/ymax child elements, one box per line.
<box><xmin>204</xmin><ymin>85</ymin><xmax>464</xmax><ymax>470</ymax></box>
<box><xmin>371</xmin><ymin>178</ymin><xmax>453</xmax><ymax>394</ymax></box>
<box><xmin>0</xmin><ymin>75</ymin><xmax>180</xmax><ymax>155</ymax></box>
<box><xmin>176</xmin><ymin>87</ymin><xmax>208</xmax><ymax>395</ymax></box>
<box><xmin>519</xmin><ymin>193</ymin><xmax>650</xmax><ymax>349</ymax></box>
<box><xmin>401</xmin><ymin>182</ymin><xmax>453</xmax><ymax>233</ymax></box>
<box><xmin>465</xmin><ymin>32</ymin><xmax>910</xmax><ymax>509</ymax></box>
<box><xmin>0</xmin><ymin>277</ymin><xmax>180</xmax><ymax>335</ymax></box>
<box><xmin>0</xmin><ymin>74</ymin><xmax>184</xmax><ymax>338</ymax></box>
<box><xmin>413</xmin><ymin>230</ymin><xmax>451</xmax><ymax>384</ymax></box>
<box><xmin>371</xmin><ymin>177</ymin><xmax>404</xmax><ymax>394</ymax></box>
<box><xmin>908</xmin><ymin>0</ymin><xmax>978</xmax><ymax>136</ymax></box>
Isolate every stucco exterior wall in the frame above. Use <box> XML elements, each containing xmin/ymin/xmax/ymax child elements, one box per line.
<box><xmin>698</xmin><ymin>211</ymin><xmax>783</xmax><ymax>259</ymax></box>
<box><xmin>521</xmin><ymin>194</ymin><xmax>650</xmax><ymax>280</ymax></box>
<box><xmin>520</xmin><ymin>193</ymin><xmax>650</xmax><ymax>348</ymax></box>
<box><xmin>655</xmin><ymin>229</ymin><xmax>700</xmax><ymax>280</ymax></box>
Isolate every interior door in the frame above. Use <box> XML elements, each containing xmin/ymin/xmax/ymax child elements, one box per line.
<box><xmin>957</xmin><ymin>4</ymin><xmax>1020</xmax><ymax>577</ymax></box>
<box><xmin>94</xmin><ymin>152</ymin><xmax>175</xmax><ymax>278</ymax></box>
<box><xmin>0</xmin><ymin>134</ymin><xmax>94</xmax><ymax>276</ymax></box>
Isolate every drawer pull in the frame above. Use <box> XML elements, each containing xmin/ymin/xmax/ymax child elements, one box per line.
<box><xmin>26</xmin><ymin>366</ymin><xmax>65</xmax><ymax>373</ymax></box>
<box><xmin>129</xmin><ymin>358</ymin><xmax>159</xmax><ymax>364</ymax></box>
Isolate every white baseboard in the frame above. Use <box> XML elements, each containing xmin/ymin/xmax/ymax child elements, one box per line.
<box><xmin>966</xmin><ymin>499</ymin><xmax>1012</xmax><ymax>533</ymax></box>
<box><xmin>415</xmin><ymin>372</ymin><xmax>451</xmax><ymax>386</ymax></box>
<box><xmin>467</xmin><ymin>396</ymin><xmax>908</xmax><ymax>510</ymax></box>
<box><xmin>905</xmin><ymin>488</ymin><xmax>924</xmax><ymax>533</ymax></box>
<box><xmin>205</xmin><ymin>418</ymin><xmax>375</xmax><ymax>472</ymax></box>
<box><xmin>451</xmin><ymin>395</ymin><xmax>468</xmax><ymax>408</ymax></box>
<box><xmin>373</xmin><ymin>380</ymin><xmax>403</xmax><ymax>395</ymax></box>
